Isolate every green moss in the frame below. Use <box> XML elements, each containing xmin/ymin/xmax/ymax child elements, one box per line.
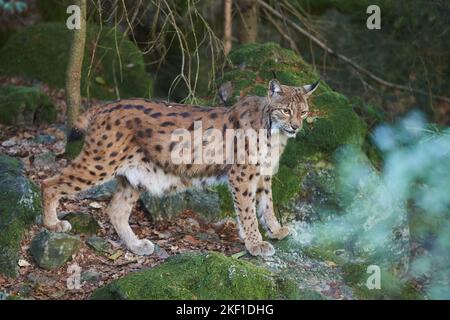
<box><xmin>0</xmin><ymin>86</ymin><xmax>56</xmax><ymax>125</ymax></box>
<box><xmin>300</xmin><ymin>91</ymin><xmax>366</xmax><ymax>151</ymax></box>
<box><xmin>0</xmin><ymin>155</ymin><xmax>42</xmax><ymax>277</ymax></box>
<box><xmin>91</xmin><ymin>252</ymin><xmax>302</xmax><ymax>300</ymax></box>
<box><xmin>272</xmin><ymin>165</ymin><xmax>302</xmax><ymax>206</ymax></box>
<box><xmin>0</xmin><ymin>23</ymin><xmax>152</xmax><ymax>100</ymax></box>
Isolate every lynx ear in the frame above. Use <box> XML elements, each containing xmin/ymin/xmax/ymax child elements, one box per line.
<box><xmin>268</xmin><ymin>79</ymin><xmax>282</xmax><ymax>98</ymax></box>
<box><xmin>302</xmin><ymin>80</ymin><xmax>320</xmax><ymax>97</ymax></box>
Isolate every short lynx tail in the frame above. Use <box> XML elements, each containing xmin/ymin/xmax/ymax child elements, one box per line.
<box><xmin>67</xmin><ymin>104</ymin><xmax>102</xmax><ymax>143</ymax></box>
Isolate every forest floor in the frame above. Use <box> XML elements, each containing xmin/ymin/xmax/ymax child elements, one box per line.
<box><xmin>0</xmin><ymin>76</ymin><xmax>244</xmax><ymax>300</ymax></box>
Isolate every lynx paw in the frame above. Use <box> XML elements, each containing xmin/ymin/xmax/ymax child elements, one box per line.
<box><xmin>46</xmin><ymin>220</ymin><xmax>72</xmax><ymax>233</ymax></box>
<box><xmin>270</xmin><ymin>226</ymin><xmax>291</xmax><ymax>240</ymax></box>
<box><xmin>246</xmin><ymin>241</ymin><xmax>275</xmax><ymax>258</ymax></box>
<box><xmin>129</xmin><ymin>239</ymin><xmax>155</xmax><ymax>256</ymax></box>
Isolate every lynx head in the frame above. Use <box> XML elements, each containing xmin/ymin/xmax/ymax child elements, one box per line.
<box><xmin>267</xmin><ymin>79</ymin><xmax>319</xmax><ymax>137</ymax></box>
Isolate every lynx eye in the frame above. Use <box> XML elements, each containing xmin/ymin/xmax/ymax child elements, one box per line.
<box><xmin>280</xmin><ymin>109</ymin><xmax>291</xmax><ymax>116</ymax></box>
<box><xmin>301</xmin><ymin>110</ymin><xmax>309</xmax><ymax>118</ymax></box>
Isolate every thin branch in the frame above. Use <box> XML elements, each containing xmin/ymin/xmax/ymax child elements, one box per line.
<box><xmin>258</xmin><ymin>0</ymin><xmax>450</xmax><ymax>103</ymax></box>
<box><xmin>223</xmin><ymin>0</ymin><xmax>233</xmax><ymax>55</ymax></box>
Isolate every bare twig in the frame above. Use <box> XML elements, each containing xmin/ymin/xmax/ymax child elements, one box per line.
<box><xmin>259</xmin><ymin>0</ymin><xmax>450</xmax><ymax>103</ymax></box>
<box><xmin>223</xmin><ymin>0</ymin><xmax>233</xmax><ymax>55</ymax></box>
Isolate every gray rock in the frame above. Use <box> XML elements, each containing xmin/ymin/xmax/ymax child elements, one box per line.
<box><xmin>81</xmin><ymin>269</ymin><xmax>101</xmax><ymax>284</ymax></box>
<box><xmin>33</xmin><ymin>152</ymin><xmax>57</xmax><ymax>170</ymax></box>
<box><xmin>140</xmin><ymin>188</ymin><xmax>221</xmax><ymax>221</ymax></box>
<box><xmin>29</xmin><ymin>230</ymin><xmax>81</xmax><ymax>270</ymax></box>
<box><xmin>32</xmin><ymin>134</ymin><xmax>56</xmax><ymax>145</ymax></box>
<box><xmin>79</xmin><ymin>180</ymin><xmax>228</xmax><ymax>221</ymax></box>
<box><xmin>1</xmin><ymin>139</ymin><xmax>16</xmax><ymax>147</ymax></box>
<box><xmin>78</xmin><ymin>180</ymin><xmax>117</xmax><ymax>201</ymax></box>
<box><xmin>153</xmin><ymin>245</ymin><xmax>169</xmax><ymax>259</ymax></box>
<box><xmin>0</xmin><ymin>155</ymin><xmax>42</xmax><ymax>277</ymax></box>
<box><xmin>27</xmin><ymin>272</ymin><xmax>57</xmax><ymax>286</ymax></box>
<box><xmin>86</xmin><ymin>236</ymin><xmax>110</xmax><ymax>254</ymax></box>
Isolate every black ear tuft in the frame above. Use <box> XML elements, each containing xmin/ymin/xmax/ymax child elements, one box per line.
<box><xmin>268</xmin><ymin>79</ymin><xmax>282</xmax><ymax>98</ymax></box>
<box><xmin>68</xmin><ymin>128</ymin><xmax>85</xmax><ymax>143</ymax></box>
<box><xmin>302</xmin><ymin>79</ymin><xmax>320</xmax><ymax>96</ymax></box>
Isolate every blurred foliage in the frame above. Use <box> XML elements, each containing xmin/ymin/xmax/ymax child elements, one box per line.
<box><xmin>303</xmin><ymin>112</ymin><xmax>450</xmax><ymax>299</ymax></box>
<box><xmin>0</xmin><ymin>0</ymin><xmax>27</xmax><ymax>14</ymax></box>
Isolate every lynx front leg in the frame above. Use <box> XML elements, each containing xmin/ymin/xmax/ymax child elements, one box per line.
<box><xmin>107</xmin><ymin>176</ymin><xmax>154</xmax><ymax>256</ymax></box>
<box><xmin>228</xmin><ymin>165</ymin><xmax>275</xmax><ymax>258</ymax></box>
<box><xmin>256</xmin><ymin>176</ymin><xmax>290</xmax><ymax>240</ymax></box>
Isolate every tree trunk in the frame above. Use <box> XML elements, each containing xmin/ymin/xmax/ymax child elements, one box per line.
<box><xmin>223</xmin><ymin>0</ymin><xmax>233</xmax><ymax>55</ymax></box>
<box><xmin>66</xmin><ymin>0</ymin><xmax>87</xmax><ymax>135</ymax></box>
<box><xmin>236</xmin><ymin>0</ymin><xmax>259</xmax><ymax>44</ymax></box>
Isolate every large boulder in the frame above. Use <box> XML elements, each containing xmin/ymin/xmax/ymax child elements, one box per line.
<box><xmin>0</xmin><ymin>23</ymin><xmax>152</xmax><ymax>100</ymax></box>
<box><xmin>91</xmin><ymin>252</ymin><xmax>318</xmax><ymax>300</ymax></box>
<box><xmin>0</xmin><ymin>86</ymin><xmax>56</xmax><ymax>126</ymax></box>
<box><xmin>140</xmin><ymin>185</ymin><xmax>233</xmax><ymax>221</ymax></box>
<box><xmin>0</xmin><ymin>155</ymin><xmax>42</xmax><ymax>277</ymax></box>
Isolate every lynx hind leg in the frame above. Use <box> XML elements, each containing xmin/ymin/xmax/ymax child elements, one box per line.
<box><xmin>107</xmin><ymin>176</ymin><xmax>154</xmax><ymax>256</ymax></box>
<box><xmin>42</xmin><ymin>149</ymin><xmax>116</xmax><ymax>232</ymax></box>
<box><xmin>42</xmin><ymin>174</ymin><xmax>73</xmax><ymax>232</ymax></box>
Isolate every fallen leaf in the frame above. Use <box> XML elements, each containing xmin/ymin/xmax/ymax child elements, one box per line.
<box><xmin>18</xmin><ymin>259</ymin><xmax>31</xmax><ymax>267</ymax></box>
<box><xmin>89</xmin><ymin>202</ymin><xmax>103</xmax><ymax>209</ymax></box>
<box><xmin>108</xmin><ymin>250</ymin><xmax>123</xmax><ymax>261</ymax></box>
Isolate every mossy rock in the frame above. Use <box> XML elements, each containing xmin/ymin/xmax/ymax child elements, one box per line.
<box><xmin>64</xmin><ymin>212</ymin><xmax>99</xmax><ymax>235</ymax></box>
<box><xmin>0</xmin><ymin>155</ymin><xmax>42</xmax><ymax>277</ymax></box>
<box><xmin>91</xmin><ymin>252</ymin><xmax>307</xmax><ymax>300</ymax></box>
<box><xmin>29</xmin><ymin>230</ymin><xmax>81</xmax><ymax>270</ymax></box>
<box><xmin>140</xmin><ymin>185</ymin><xmax>234</xmax><ymax>221</ymax></box>
<box><xmin>214</xmin><ymin>43</ymin><xmax>366</xmax><ymax>210</ymax></box>
<box><xmin>0</xmin><ymin>86</ymin><xmax>56</xmax><ymax>126</ymax></box>
<box><xmin>0</xmin><ymin>22</ymin><xmax>152</xmax><ymax>100</ymax></box>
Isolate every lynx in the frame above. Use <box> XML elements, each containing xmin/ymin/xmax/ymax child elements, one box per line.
<box><xmin>42</xmin><ymin>79</ymin><xmax>319</xmax><ymax>257</ymax></box>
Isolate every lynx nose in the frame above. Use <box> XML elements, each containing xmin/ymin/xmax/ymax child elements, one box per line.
<box><xmin>291</xmin><ymin>125</ymin><xmax>299</xmax><ymax>131</ymax></box>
